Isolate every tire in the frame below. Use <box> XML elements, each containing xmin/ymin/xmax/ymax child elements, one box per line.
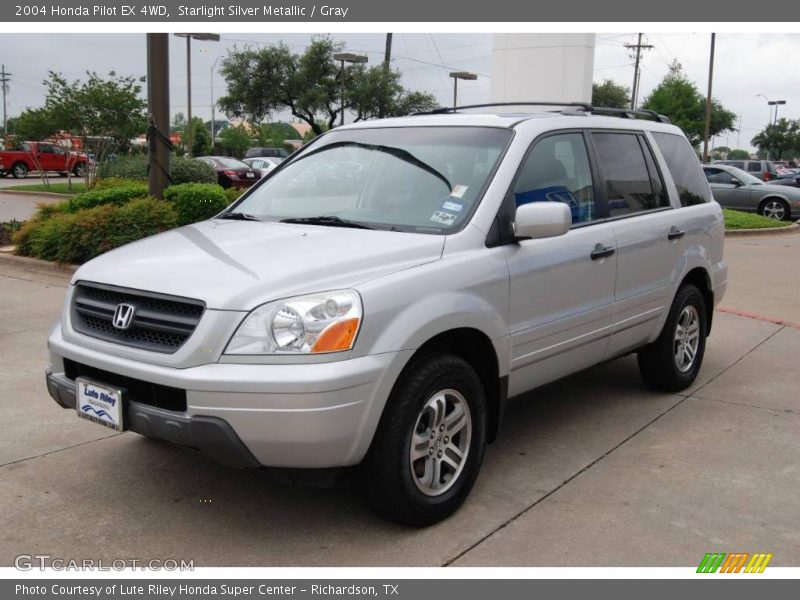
<box><xmin>638</xmin><ymin>284</ymin><xmax>707</xmax><ymax>392</ymax></box>
<box><xmin>758</xmin><ymin>198</ymin><xmax>790</xmax><ymax>221</ymax></box>
<box><xmin>11</xmin><ymin>162</ymin><xmax>28</xmax><ymax>179</ymax></box>
<box><xmin>360</xmin><ymin>353</ymin><xmax>487</xmax><ymax>527</ymax></box>
<box><xmin>73</xmin><ymin>163</ymin><xmax>87</xmax><ymax>178</ymax></box>
<box><xmin>58</xmin><ymin>172</ymin><xmax>68</xmax><ymax>178</ymax></box>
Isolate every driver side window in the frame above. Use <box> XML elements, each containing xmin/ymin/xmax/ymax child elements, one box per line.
<box><xmin>513</xmin><ymin>133</ymin><xmax>596</xmax><ymax>224</ymax></box>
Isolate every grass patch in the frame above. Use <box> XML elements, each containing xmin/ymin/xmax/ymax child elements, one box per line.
<box><xmin>722</xmin><ymin>208</ymin><xmax>793</xmax><ymax>230</ymax></box>
<box><xmin>4</xmin><ymin>182</ymin><xmax>88</xmax><ymax>194</ymax></box>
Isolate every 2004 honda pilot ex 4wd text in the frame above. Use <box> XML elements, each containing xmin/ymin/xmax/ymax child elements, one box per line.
<box><xmin>46</xmin><ymin>103</ymin><xmax>727</xmax><ymax>526</ymax></box>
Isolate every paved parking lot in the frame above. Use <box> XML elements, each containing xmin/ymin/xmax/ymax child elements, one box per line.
<box><xmin>0</xmin><ymin>234</ymin><xmax>798</xmax><ymax>567</ymax></box>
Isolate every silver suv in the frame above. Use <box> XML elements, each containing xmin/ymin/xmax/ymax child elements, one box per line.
<box><xmin>46</xmin><ymin>103</ymin><xmax>727</xmax><ymax>526</ymax></box>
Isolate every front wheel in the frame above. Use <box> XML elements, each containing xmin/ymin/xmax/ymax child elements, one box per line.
<box><xmin>360</xmin><ymin>353</ymin><xmax>487</xmax><ymax>527</ymax></box>
<box><xmin>638</xmin><ymin>284</ymin><xmax>707</xmax><ymax>392</ymax></box>
<box><xmin>73</xmin><ymin>162</ymin><xmax>87</xmax><ymax>178</ymax></box>
<box><xmin>759</xmin><ymin>198</ymin><xmax>790</xmax><ymax>221</ymax></box>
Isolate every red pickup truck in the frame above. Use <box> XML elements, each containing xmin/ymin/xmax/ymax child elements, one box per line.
<box><xmin>0</xmin><ymin>141</ymin><xmax>90</xmax><ymax>179</ymax></box>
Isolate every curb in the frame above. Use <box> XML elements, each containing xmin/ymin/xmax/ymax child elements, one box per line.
<box><xmin>0</xmin><ymin>189</ymin><xmax>74</xmax><ymax>199</ymax></box>
<box><xmin>725</xmin><ymin>222</ymin><xmax>800</xmax><ymax>237</ymax></box>
<box><xmin>0</xmin><ymin>249</ymin><xmax>77</xmax><ymax>277</ymax></box>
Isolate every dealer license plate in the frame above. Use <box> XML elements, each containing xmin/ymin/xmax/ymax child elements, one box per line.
<box><xmin>75</xmin><ymin>377</ymin><xmax>124</xmax><ymax>432</ymax></box>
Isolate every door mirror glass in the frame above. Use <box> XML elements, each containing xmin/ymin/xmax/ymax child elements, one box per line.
<box><xmin>515</xmin><ymin>202</ymin><xmax>572</xmax><ymax>240</ymax></box>
<box><xmin>730</xmin><ymin>177</ymin><xmax>742</xmax><ymax>186</ymax></box>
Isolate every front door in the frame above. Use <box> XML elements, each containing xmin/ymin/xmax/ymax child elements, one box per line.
<box><xmin>504</xmin><ymin>131</ymin><xmax>617</xmax><ymax>397</ymax></box>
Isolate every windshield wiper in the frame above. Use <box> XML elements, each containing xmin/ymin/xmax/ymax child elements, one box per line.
<box><xmin>218</xmin><ymin>212</ymin><xmax>262</xmax><ymax>221</ymax></box>
<box><xmin>280</xmin><ymin>215</ymin><xmax>375</xmax><ymax>229</ymax></box>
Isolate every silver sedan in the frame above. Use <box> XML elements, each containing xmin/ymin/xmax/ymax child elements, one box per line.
<box><xmin>703</xmin><ymin>163</ymin><xmax>800</xmax><ymax>221</ymax></box>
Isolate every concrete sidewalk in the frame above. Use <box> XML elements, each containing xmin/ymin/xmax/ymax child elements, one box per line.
<box><xmin>0</xmin><ymin>247</ymin><xmax>798</xmax><ymax>567</ymax></box>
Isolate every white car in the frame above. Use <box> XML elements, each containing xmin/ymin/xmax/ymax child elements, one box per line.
<box><xmin>243</xmin><ymin>156</ymin><xmax>284</xmax><ymax>177</ymax></box>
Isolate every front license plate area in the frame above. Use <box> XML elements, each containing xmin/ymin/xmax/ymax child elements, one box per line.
<box><xmin>75</xmin><ymin>377</ymin><xmax>124</xmax><ymax>432</ymax></box>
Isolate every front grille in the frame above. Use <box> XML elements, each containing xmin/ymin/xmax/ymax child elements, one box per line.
<box><xmin>63</xmin><ymin>358</ymin><xmax>187</xmax><ymax>412</ymax></box>
<box><xmin>71</xmin><ymin>282</ymin><xmax>205</xmax><ymax>353</ymax></box>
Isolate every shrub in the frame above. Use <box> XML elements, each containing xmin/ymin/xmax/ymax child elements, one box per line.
<box><xmin>164</xmin><ymin>183</ymin><xmax>228</xmax><ymax>225</ymax></box>
<box><xmin>68</xmin><ymin>184</ymin><xmax>149</xmax><ymax>212</ymax></box>
<box><xmin>93</xmin><ymin>177</ymin><xmax>143</xmax><ymax>190</ymax></box>
<box><xmin>225</xmin><ymin>187</ymin><xmax>243</xmax><ymax>204</ymax></box>
<box><xmin>98</xmin><ymin>154</ymin><xmax>216</xmax><ymax>184</ymax></box>
<box><xmin>12</xmin><ymin>200</ymin><xmax>72</xmax><ymax>255</ymax></box>
<box><xmin>16</xmin><ymin>198</ymin><xmax>178</xmax><ymax>264</ymax></box>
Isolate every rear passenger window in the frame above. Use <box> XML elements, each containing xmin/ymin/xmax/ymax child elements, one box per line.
<box><xmin>591</xmin><ymin>132</ymin><xmax>669</xmax><ymax>216</ymax></box>
<box><xmin>513</xmin><ymin>132</ymin><xmax>597</xmax><ymax>224</ymax></box>
<box><xmin>652</xmin><ymin>132</ymin><xmax>713</xmax><ymax>206</ymax></box>
<box><xmin>747</xmin><ymin>162</ymin><xmax>761</xmax><ymax>172</ymax></box>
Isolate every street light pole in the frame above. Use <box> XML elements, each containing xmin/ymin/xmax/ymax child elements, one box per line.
<box><xmin>332</xmin><ymin>52</ymin><xmax>368</xmax><ymax>127</ymax></box>
<box><xmin>772</xmin><ymin>100</ymin><xmax>786</xmax><ymax>125</ymax></box>
<box><xmin>702</xmin><ymin>33</ymin><xmax>715</xmax><ymax>163</ymax></box>
<box><xmin>174</xmin><ymin>33</ymin><xmax>220</xmax><ymax>157</ymax></box>
<box><xmin>210</xmin><ymin>56</ymin><xmax>220</xmax><ymax>143</ymax></box>
<box><xmin>449</xmin><ymin>71</ymin><xmax>477</xmax><ymax>109</ymax></box>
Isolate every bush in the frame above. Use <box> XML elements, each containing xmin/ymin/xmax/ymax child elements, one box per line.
<box><xmin>164</xmin><ymin>183</ymin><xmax>228</xmax><ymax>225</ymax></box>
<box><xmin>98</xmin><ymin>154</ymin><xmax>216</xmax><ymax>185</ymax></box>
<box><xmin>93</xmin><ymin>177</ymin><xmax>143</xmax><ymax>190</ymax></box>
<box><xmin>68</xmin><ymin>184</ymin><xmax>149</xmax><ymax>212</ymax></box>
<box><xmin>225</xmin><ymin>187</ymin><xmax>243</xmax><ymax>204</ymax></box>
<box><xmin>16</xmin><ymin>198</ymin><xmax>178</xmax><ymax>264</ymax></box>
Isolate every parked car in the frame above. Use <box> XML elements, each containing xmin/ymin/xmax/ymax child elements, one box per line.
<box><xmin>713</xmin><ymin>159</ymin><xmax>778</xmax><ymax>182</ymax></box>
<box><xmin>244</xmin><ymin>147</ymin><xmax>289</xmax><ymax>159</ymax></box>
<box><xmin>0</xmin><ymin>141</ymin><xmax>90</xmax><ymax>179</ymax></box>
<box><xmin>703</xmin><ymin>163</ymin><xmax>800</xmax><ymax>220</ymax></box>
<box><xmin>46</xmin><ymin>105</ymin><xmax>727</xmax><ymax>526</ymax></box>
<box><xmin>771</xmin><ymin>172</ymin><xmax>800</xmax><ymax>189</ymax></box>
<box><xmin>243</xmin><ymin>157</ymin><xmax>284</xmax><ymax>177</ymax></box>
<box><xmin>195</xmin><ymin>156</ymin><xmax>260</xmax><ymax>189</ymax></box>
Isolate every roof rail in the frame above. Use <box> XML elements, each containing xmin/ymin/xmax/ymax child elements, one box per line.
<box><xmin>412</xmin><ymin>101</ymin><xmax>672</xmax><ymax>124</ymax></box>
<box><xmin>415</xmin><ymin>102</ymin><xmax>593</xmax><ymax>115</ymax></box>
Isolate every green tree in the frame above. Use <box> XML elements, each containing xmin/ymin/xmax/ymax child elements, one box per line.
<box><xmin>641</xmin><ymin>61</ymin><xmax>736</xmax><ymax>147</ymax></box>
<box><xmin>8</xmin><ymin>108</ymin><xmax>59</xmax><ymax>142</ymax></box>
<box><xmin>591</xmin><ymin>79</ymin><xmax>630</xmax><ymax>109</ymax></box>
<box><xmin>185</xmin><ymin>116</ymin><xmax>211</xmax><ymax>157</ymax></box>
<box><xmin>171</xmin><ymin>112</ymin><xmax>187</xmax><ymax>134</ymax></box>
<box><xmin>727</xmin><ymin>149</ymin><xmax>750</xmax><ymax>160</ymax></box>
<box><xmin>219</xmin><ymin>36</ymin><xmax>438</xmax><ymax>134</ymax></box>
<box><xmin>219</xmin><ymin>125</ymin><xmax>252</xmax><ymax>158</ymax></box>
<box><xmin>751</xmin><ymin>118</ymin><xmax>800</xmax><ymax>161</ymax></box>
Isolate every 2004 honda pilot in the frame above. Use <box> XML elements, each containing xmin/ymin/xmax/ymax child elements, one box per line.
<box><xmin>46</xmin><ymin>103</ymin><xmax>727</xmax><ymax>526</ymax></box>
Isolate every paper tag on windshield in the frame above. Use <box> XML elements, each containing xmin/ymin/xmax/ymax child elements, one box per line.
<box><xmin>430</xmin><ymin>210</ymin><xmax>457</xmax><ymax>226</ymax></box>
<box><xmin>450</xmin><ymin>184</ymin><xmax>468</xmax><ymax>198</ymax></box>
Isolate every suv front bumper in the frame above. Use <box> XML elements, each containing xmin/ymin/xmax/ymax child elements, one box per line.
<box><xmin>47</xmin><ymin>326</ymin><xmax>412</xmax><ymax>469</ymax></box>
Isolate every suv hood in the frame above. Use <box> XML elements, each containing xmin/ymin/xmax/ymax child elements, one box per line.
<box><xmin>73</xmin><ymin>220</ymin><xmax>445</xmax><ymax>310</ymax></box>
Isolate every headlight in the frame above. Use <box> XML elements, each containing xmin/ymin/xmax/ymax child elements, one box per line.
<box><xmin>225</xmin><ymin>290</ymin><xmax>362</xmax><ymax>355</ymax></box>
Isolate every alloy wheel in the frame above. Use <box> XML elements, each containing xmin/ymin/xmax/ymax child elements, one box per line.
<box><xmin>674</xmin><ymin>305</ymin><xmax>701</xmax><ymax>373</ymax></box>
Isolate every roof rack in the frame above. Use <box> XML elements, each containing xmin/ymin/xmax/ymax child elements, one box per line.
<box><xmin>412</xmin><ymin>102</ymin><xmax>671</xmax><ymax>124</ymax></box>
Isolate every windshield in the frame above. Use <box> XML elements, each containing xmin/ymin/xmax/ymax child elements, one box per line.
<box><xmin>726</xmin><ymin>166</ymin><xmax>763</xmax><ymax>185</ymax></box>
<box><xmin>212</xmin><ymin>157</ymin><xmax>248</xmax><ymax>169</ymax></box>
<box><xmin>228</xmin><ymin>126</ymin><xmax>512</xmax><ymax>233</ymax></box>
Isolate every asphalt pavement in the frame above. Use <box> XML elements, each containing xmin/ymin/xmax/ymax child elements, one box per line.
<box><xmin>0</xmin><ymin>234</ymin><xmax>798</xmax><ymax>567</ymax></box>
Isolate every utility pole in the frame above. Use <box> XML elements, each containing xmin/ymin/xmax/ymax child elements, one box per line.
<box><xmin>625</xmin><ymin>34</ymin><xmax>653</xmax><ymax>110</ymax></box>
<box><xmin>384</xmin><ymin>33</ymin><xmax>393</xmax><ymax>68</ymax></box>
<box><xmin>702</xmin><ymin>33</ymin><xmax>716</xmax><ymax>163</ymax></box>
<box><xmin>0</xmin><ymin>64</ymin><xmax>11</xmax><ymax>140</ymax></box>
<box><xmin>147</xmin><ymin>34</ymin><xmax>171</xmax><ymax>199</ymax></box>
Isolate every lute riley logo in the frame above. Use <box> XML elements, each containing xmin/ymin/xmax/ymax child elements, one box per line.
<box><xmin>697</xmin><ymin>552</ymin><xmax>773</xmax><ymax>573</ymax></box>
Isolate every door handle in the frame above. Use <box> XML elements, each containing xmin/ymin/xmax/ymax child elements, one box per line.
<box><xmin>667</xmin><ymin>226</ymin><xmax>686</xmax><ymax>241</ymax></box>
<box><xmin>590</xmin><ymin>244</ymin><xmax>616</xmax><ymax>261</ymax></box>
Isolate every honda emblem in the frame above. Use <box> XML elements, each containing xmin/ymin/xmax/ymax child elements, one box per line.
<box><xmin>112</xmin><ymin>303</ymin><xmax>136</xmax><ymax>330</ymax></box>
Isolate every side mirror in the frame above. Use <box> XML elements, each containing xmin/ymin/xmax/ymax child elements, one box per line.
<box><xmin>514</xmin><ymin>202</ymin><xmax>572</xmax><ymax>240</ymax></box>
<box><xmin>730</xmin><ymin>177</ymin><xmax>742</xmax><ymax>186</ymax></box>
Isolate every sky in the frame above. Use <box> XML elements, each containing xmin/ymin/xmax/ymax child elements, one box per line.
<box><xmin>0</xmin><ymin>32</ymin><xmax>797</xmax><ymax>151</ymax></box>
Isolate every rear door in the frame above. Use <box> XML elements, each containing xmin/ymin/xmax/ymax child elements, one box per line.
<box><xmin>588</xmin><ymin>130</ymin><xmax>680</xmax><ymax>358</ymax></box>
<box><xmin>504</xmin><ymin>131</ymin><xmax>618</xmax><ymax>396</ymax></box>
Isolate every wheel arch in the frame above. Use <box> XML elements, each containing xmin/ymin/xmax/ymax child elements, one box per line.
<box><xmin>679</xmin><ymin>267</ymin><xmax>714</xmax><ymax>335</ymax></box>
<box><xmin>397</xmin><ymin>327</ymin><xmax>507</xmax><ymax>444</ymax></box>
